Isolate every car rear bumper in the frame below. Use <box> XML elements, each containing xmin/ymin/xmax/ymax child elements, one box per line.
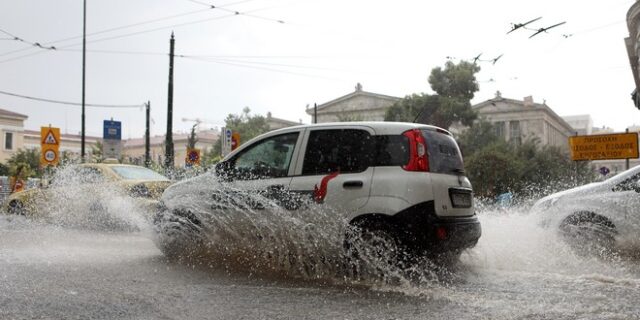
<box><xmin>394</xmin><ymin>201</ymin><xmax>482</xmax><ymax>254</ymax></box>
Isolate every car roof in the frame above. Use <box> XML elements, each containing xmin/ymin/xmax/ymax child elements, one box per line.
<box><xmin>264</xmin><ymin>121</ymin><xmax>448</xmax><ymax>136</ymax></box>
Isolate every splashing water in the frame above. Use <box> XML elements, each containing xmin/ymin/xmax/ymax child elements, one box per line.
<box><xmin>153</xmin><ymin>172</ymin><xmax>455</xmax><ymax>286</ymax></box>
<box><xmin>14</xmin><ymin>165</ymin><xmax>155</xmax><ymax>233</ymax></box>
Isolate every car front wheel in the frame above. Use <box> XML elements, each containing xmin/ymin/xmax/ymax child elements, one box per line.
<box><xmin>8</xmin><ymin>200</ymin><xmax>26</xmax><ymax>215</ymax></box>
<box><xmin>560</xmin><ymin>212</ymin><xmax>616</xmax><ymax>257</ymax></box>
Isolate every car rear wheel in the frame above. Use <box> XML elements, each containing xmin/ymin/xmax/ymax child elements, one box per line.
<box><xmin>560</xmin><ymin>212</ymin><xmax>616</xmax><ymax>258</ymax></box>
<box><xmin>344</xmin><ymin>223</ymin><xmax>408</xmax><ymax>280</ymax></box>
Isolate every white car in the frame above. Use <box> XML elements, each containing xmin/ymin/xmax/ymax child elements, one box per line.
<box><xmin>154</xmin><ymin>122</ymin><xmax>481</xmax><ymax>265</ymax></box>
<box><xmin>531</xmin><ymin>165</ymin><xmax>640</xmax><ymax>255</ymax></box>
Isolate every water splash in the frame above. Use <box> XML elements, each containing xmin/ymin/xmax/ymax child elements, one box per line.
<box><xmin>153</xmin><ymin>172</ymin><xmax>455</xmax><ymax>286</ymax></box>
<box><xmin>11</xmin><ymin>165</ymin><xmax>155</xmax><ymax>233</ymax></box>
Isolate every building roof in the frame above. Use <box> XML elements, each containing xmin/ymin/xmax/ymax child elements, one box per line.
<box><xmin>0</xmin><ymin>108</ymin><xmax>28</xmax><ymax>120</ymax></box>
<box><xmin>123</xmin><ymin>130</ymin><xmax>219</xmax><ymax>148</ymax></box>
<box><xmin>306</xmin><ymin>86</ymin><xmax>401</xmax><ymax>115</ymax></box>
<box><xmin>24</xmin><ymin>129</ymin><xmax>101</xmax><ymax>141</ymax></box>
<box><xmin>266</xmin><ymin>114</ymin><xmax>301</xmax><ymax>128</ymax></box>
<box><xmin>473</xmin><ymin>94</ymin><xmax>575</xmax><ymax>133</ymax></box>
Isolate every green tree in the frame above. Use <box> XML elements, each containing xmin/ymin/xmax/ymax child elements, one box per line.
<box><xmin>457</xmin><ymin>119</ymin><xmax>500</xmax><ymax>156</ymax></box>
<box><xmin>201</xmin><ymin>147</ymin><xmax>222</xmax><ymax>167</ymax></box>
<box><xmin>6</xmin><ymin>148</ymin><xmax>41</xmax><ymax>178</ymax></box>
<box><xmin>226</xmin><ymin>107</ymin><xmax>270</xmax><ymax>143</ymax></box>
<box><xmin>213</xmin><ymin>107</ymin><xmax>271</xmax><ymax>156</ymax></box>
<box><xmin>465</xmin><ymin>142</ymin><xmax>523</xmax><ymax>198</ymax></box>
<box><xmin>91</xmin><ymin>141</ymin><xmax>103</xmax><ymax>163</ymax></box>
<box><xmin>459</xmin><ymin>121</ymin><xmax>596</xmax><ymax>200</ymax></box>
<box><xmin>187</xmin><ymin>124</ymin><xmax>198</xmax><ymax>149</ymax></box>
<box><xmin>0</xmin><ymin>162</ymin><xmax>9</xmax><ymax>176</ymax></box>
<box><xmin>385</xmin><ymin>60</ymin><xmax>480</xmax><ymax>129</ymax></box>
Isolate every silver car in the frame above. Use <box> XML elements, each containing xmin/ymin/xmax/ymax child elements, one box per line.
<box><xmin>531</xmin><ymin>165</ymin><xmax>640</xmax><ymax>256</ymax></box>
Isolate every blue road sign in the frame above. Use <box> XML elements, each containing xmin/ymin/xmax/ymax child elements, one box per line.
<box><xmin>103</xmin><ymin>120</ymin><xmax>122</xmax><ymax>140</ymax></box>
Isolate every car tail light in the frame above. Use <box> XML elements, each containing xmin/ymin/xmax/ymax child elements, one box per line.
<box><xmin>402</xmin><ymin>129</ymin><xmax>429</xmax><ymax>172</ymax></box>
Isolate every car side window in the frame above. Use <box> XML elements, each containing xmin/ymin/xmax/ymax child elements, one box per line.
<box><xmin>77</xmin><ymin>167</ymin><xmax>105</xmax><ymax>184</ymax></box>
<box><xmin>302</xmin><ymin>129</ymin><xmax>373</xmax><ymax>175</ymax></box>
<box><xmin>232</xmin><ymin>132</ymin><xmax>299</xmax><ymax>180</ymax></box>
<box><xmin>613</xmin><ymin>173</ymin><xmax>640</xmax><ymax>192</ymax></box>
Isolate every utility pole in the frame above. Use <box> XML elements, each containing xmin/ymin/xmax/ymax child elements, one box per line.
<box><xmin>145</xmin><ymin>101</ymin><xmax>151</xmax><ymax>168</ymax></box>
<box><xmin>313</xmin><ymin>103</ymin><xmax>317</xmax><ymax>124</ymax></box>
<box><xmin>165</xmin><ymin>32</ymin><xmax>175</xmax><ymax>169</ymax></box>
<box><xmin>81</xmin><ymin>0</ymin><xmax>87</xmax><ymax>162</ymax></box>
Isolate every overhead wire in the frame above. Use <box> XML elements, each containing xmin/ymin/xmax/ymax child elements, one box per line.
<box><xmin>182</xmin><ymin>55</ymin><xmax>356</xmax><ymax>73</ymax></box>
<box><xmin>0</xmin><ymin>4</ymin><xmax>286</xmax><ymax>64</ymax></box>
<box><xmin>0</xmin><ymin>8</ymin><xmax>213</xmax><ymax>58</ymax></box>
<box><xmin>0</xmin><ymin>89</ymin><xmax>144</xmax><ymax>108</ymax></box>
<box><xmin>0</xmin><ymin>28</ymin><xmax>56</xmax><ymax>53</ymax></box>
<box><xmin>56</xmin><ymin>48</ymin><xmax>168</xmax><ymax>56</ymax></box>
<box><xmin>180</xmin><ymin>55</ymin><xmax>339</xmax><ymax>80</ymax></box>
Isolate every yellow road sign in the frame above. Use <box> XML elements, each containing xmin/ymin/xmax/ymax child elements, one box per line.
<box><xmin>40</xmin><ymin>146</ymin><xmax>59</xmax><ymax>167</ymax></box>
<box><xmin>569</xmin><ymin>133</ymin><xmax>639</xmax><ymax>161</ymax></box>
<box><xmin>41</xmin><ymin>127</ymin><xmax>60</xmax><ymax>146</ymax></box>
<box><xmin>40</xmin><ymin>126</ymin><xmax>60</xmax><ymax>167</ymax></box>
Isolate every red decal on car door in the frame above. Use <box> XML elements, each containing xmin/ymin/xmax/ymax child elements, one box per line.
<box><xmin>313</xmin><ymin>171</ymin><xmax>339</xmax><ymax>203</ymax></box>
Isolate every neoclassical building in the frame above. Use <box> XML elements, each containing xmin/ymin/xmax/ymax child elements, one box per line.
<box><xmin>627</xmin><ymin>1</ymin><xmax>640</xmax><ymax>106</ymax></box>
<box><xmin>0</xmin><ymin>108</ymin><xmax>28</xmax><ymax>163</ymax></box>
<box><xmin>471</xmin><ymin>92</ymin><xmax>576</xmax><ymax>148</ymax></box>
<box><xmin>305</xmin><ymin>83</ymin><xmax>400</xmax><ymax>123</ymax></box>
<box><xmin>306</xmin><ymin>85</ymin><xmax>576</xmax><ymax>149</ymax></box>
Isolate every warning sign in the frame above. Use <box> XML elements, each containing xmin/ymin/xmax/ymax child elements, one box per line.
<box><xmin>569</xmin><ymin>133</ymin><xmax>639</xmax><ymax>161</ymax></box>
<box><xmin>41</xmin><ymin>127</ymin><xmax>60</xmax><ymax>146</ymax></box>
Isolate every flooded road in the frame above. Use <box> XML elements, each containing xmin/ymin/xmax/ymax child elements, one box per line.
<box><xmin>1</xmin><ymin>210</ymin><xmax>640</xmax><ymax>319</ymax></box>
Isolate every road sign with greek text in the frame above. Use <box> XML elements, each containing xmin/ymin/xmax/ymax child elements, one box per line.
<box><xmin>569</xmin><ymin>133</ymin><xmax>639</xmax><ymax>161</ymax></box>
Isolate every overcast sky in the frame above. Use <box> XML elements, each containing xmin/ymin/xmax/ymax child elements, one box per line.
<box><xmin>0</xmin><ymin>0</ymin><xmax>637</xmax><ymax>139</ymax></box>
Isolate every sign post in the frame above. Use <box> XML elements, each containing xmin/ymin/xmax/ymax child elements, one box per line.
<box><xmin>103</xmin><ymin>120</ymin><xmax>122</xmax><ymax>160</ymax></box>
<box><xmin>40</xmin><ymin>126</ymin><xmax>61</xmax><ymax>167</ymax></box>
<box><xmin>221</xmin><ymin>127</ymin><xmax>232</xmax><ymax>157</ymax></box>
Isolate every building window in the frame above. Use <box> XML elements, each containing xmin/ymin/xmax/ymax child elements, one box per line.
<box><xmin>5</xmin><ymin>132</ymin><xmax>13</xmax><ymax>150</ymax></box>
<box><xmin>495</xmin><ymin>121</ymin><xmax>505</xmax><ymax>138</ymax></box>
<box><xmin>509</xmin><ymin>121</ymin><xmax>521</xmax><ymax>145</ymax></box>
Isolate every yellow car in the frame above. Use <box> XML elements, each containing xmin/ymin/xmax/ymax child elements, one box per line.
<box><xmin>4</xmin><ymin>162</ymin><xmax>171</xmax><ymax>216</ymax></box>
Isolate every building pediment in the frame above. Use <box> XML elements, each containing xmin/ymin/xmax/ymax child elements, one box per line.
<box><xmin>306</xmin><ymin>90</ymin><xmax>400</xmax><ymax>115</ymax></box>
<box><xmin>473</xmin><ymin>98</ymin><xmax>537</xmax><ymax>114</ymax></box>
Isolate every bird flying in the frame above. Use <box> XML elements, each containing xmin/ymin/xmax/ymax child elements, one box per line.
<box><xmin>472</xmin><ymin>53</ymin><xmax>482</xmax><ymax>64</ymax></box>
<box><xmin>491</xmin><ymin>54</ymin><xmax>503</xmax><ymax>65</ymax></box>
<box><xmin>529</xmin><ymin>21</ymin><xmax>566</xmax><ymax>38</ymax></box>
<box><xmin>507</xmin><ymin>17</ymin><xmax>542</xmax><ymax>34</ymax></box>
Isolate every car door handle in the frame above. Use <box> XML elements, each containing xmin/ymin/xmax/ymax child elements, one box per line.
<box><xmin>343</xmin><ymin>181</ymin><xmax>363</xmax><ymax>189</ymax></box>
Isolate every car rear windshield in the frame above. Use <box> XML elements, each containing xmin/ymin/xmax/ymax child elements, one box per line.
<box><xmin>421</xmin><ymin>129</ymin><xmax>464</xmax><ymax>174</ymax></box>
<box><xmin>110</xmin><ymin>166</ymin><xmax>169</xmax><ymax>181</ymax></box>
